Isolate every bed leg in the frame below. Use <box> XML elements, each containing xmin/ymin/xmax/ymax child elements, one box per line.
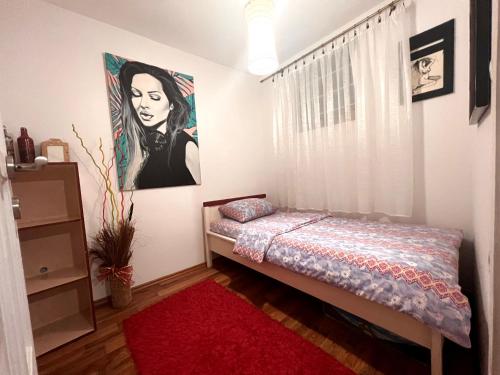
<box><xmin>202</xmin><ymin>208</ymin><xmax>212</xmax><ymax>268</ymax></box>
<box><xmin>206</xmin><ymin>249</ymin><xmax>213</xmax><ymax>268</ymax></box>
<box><xmin>431</xmin><ymin>330</ymin><xmax>443</xmax><ymax>375</ymax></box>
<box><xmin>204</xmin><ymin>231</ymin><xmax>212</xmax><ymax>268</ymax></box>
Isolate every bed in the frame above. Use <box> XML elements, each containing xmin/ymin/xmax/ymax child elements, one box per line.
<box><xmin>202</xmin><ymin>194</ymin><xmax>471</xmax><ymax>375</ymax></box>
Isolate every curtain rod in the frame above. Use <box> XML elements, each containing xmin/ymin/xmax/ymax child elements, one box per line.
<box><xmin>260</xmin><ymin>0</ymin><xmax>404</xmax><ymax>83</ymax></box>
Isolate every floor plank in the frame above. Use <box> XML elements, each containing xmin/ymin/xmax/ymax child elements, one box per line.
<box><xmin>36</xmin><ymin>257</ymin><xmax>477</xmax><ymax>374</ymax></box>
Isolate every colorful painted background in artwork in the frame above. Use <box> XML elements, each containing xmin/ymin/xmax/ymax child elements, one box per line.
<box><xmin>104</xmin><ymin>52</ymin><xmax>200</xmax><ymax>190</ymax></box>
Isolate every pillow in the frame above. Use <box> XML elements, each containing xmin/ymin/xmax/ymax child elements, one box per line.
<box><xmin>219</xmin><ymin>198</ymin><xmax>275</xmax><ymax>223</ymax></box>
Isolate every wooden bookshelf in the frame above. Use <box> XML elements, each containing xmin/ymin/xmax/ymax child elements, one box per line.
<box><xmin>29</xmin><ymin>279</ymin><xmax>94</xmax><ymax>356</ymax></box>
<box><xmin>12</xmin><ymin>163</ymin><xmax>95</xmax><ymax>357</ymax></box>
<box><xmin>25</xmin><ymin>267</ymin><xmax>88</xmax><ymax>296</ymax></box>
<box><xmin>17</xmin><ymin>216</ymin><xmax>81</xmax><ymax>230</ymax></box>
<box><xmin>33</xmin><ymin>311</ymin><xmax>94</xmax><ymax>357</ymax></box>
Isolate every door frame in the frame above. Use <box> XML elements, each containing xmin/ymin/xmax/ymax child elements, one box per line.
<box><xmin>0</xmin><ymin>116</ymin><xmax>37</xmax><ymax>375</ymax></box>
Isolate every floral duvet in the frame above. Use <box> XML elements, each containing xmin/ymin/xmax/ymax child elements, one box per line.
<box><xmin>210</xmin><ymin>212</ymin><xmax>471</xmax><ymax>347</ymax></box>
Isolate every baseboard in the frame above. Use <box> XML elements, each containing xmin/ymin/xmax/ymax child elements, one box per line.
<box><xmin>93</xmin><ymin>262</ymin><xmax>207</xmax><ymax>307</ymax></box>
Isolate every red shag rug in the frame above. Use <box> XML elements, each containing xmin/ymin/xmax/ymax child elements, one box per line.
<box><xmin>123</xmin><ymin>279</ymin><xmax>354</xmax><ymax>375</ymax></box>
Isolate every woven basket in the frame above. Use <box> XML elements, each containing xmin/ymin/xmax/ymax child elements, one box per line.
<box><xmin>109</xmin><ymin>276</ymin><xmax>132</xmax><ymax>309</ymax></box>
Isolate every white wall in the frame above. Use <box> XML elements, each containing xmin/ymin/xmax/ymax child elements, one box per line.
<box><xmin>472</xmin><ymin>0</ymin><xmax>499</xmax><ymax>373</ymax></box>
<box><xmin>410</xmin><ymin>0</ymin><xmax>480</xmax><ymax>314</ymax></box>
<box><xmin>412</xmin><ymin>0</ymin><xmax>476</xmax><ymax>236</ymax></box>
<box><xmin>494</xmin><ymin>7</ymin><xmax>500</xmax><ymax>370</ymax></box>
<box><xmin>415</xmin><ymin>1</ymin><xmax>499</xmax><ymax>373</ymax></box>
<box><xmin>0</xmin><ymin>0</ymin><xmax>273</xmax><ymax>300</ymax></box>
<box><xmin>474</xmin><ymin>106</ymin><xmax>496</xmax><ymax>375</ymax></box>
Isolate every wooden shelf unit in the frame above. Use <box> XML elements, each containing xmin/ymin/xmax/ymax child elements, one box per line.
<box><xmin>29</xmin><ymin>279</ymin><xmax>94</xmax><ymax>356</ymax></box>
<box><xmin>12</xmin><ymin>163</ymin><xmax>95</xmax><ymax>357</ymax></box>
<box><xmin>25</xmin><ymin>266</ymin><xmax>88</xmax><ymax>296</ymax></box>
<box><xmin>33</xmin><ymin>310</ymin><xmax>94</xmax><ymax>357</ymax></box>
<box><xmin>17</xmin><ymin>216</ymin><xmax>82</xmax><ymax>230</ymax></box>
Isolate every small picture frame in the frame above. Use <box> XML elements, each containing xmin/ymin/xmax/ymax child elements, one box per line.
<box><xmin>410</xmin><ymin>19</ymin><xmax>455</xmax><ymax>102</ymax></box>
<box><xmin>40</xmin><ymin>138</ymin><xmax>70</xmax><ymax>162</ymax></box>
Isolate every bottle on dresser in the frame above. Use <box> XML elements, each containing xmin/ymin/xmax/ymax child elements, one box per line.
<box><xmin>17</xmin><ymin>127</ymin><xmax>35</xmax><ymax>164</ymax></box>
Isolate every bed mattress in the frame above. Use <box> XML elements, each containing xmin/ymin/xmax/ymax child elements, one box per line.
<box><xmin>210</xmin><ymin>211</ymin><xmax>471</xmax><ymax>348</ymax></box>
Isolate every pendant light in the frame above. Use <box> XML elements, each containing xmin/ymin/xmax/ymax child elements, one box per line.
<box><xmin>245</xmin><ymin>0</ymin><xmax>279</xmax><ymax>75</ymax></box>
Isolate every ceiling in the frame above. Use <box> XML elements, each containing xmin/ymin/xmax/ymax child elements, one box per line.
<box><xmin>44</xmin><ymin>0</ymin><xmax>383</xmax><ymax>73</ymax></box>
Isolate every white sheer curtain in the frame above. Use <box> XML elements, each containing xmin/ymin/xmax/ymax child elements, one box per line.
<box><xmin>273</xmin><ymin>2</ymin><xmax>413</xmax><ymax>217</ymax></box>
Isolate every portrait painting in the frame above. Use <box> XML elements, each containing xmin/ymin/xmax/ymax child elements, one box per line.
<box><xmin>410</xmin><ymin>19</ymin><xmax>454</xmax><ymax>102</ymax></box>
<box><xmin>104</xmin><ymin>52</ymin><xmax>201</xmax><ymax>190</ymax></box>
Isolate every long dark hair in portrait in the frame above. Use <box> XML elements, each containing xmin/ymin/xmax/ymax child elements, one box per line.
<box><xmin>119</xmin><ymin>61</ymin><xmax>196</xmax><ymax>189</ymax></box>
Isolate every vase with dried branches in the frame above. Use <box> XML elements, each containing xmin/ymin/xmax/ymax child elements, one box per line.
<box><xmin>72</xmin><ymin>124</ymin><xmax>135</xmax><ymax>309</ymax></box>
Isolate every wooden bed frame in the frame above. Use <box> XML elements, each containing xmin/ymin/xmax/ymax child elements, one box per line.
<box><xmin>202</xmin><ymin>194</ymin><xmax>443</xmax><ymax>375</ymax></box>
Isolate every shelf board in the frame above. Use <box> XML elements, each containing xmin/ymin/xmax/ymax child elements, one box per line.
<box><xmin>33</xmin><ymin>311</ymin><xmax>94</xmax><ymax>357</ymax></box>
<box><xmin>26</xmin><ymin>267</ymin><xmax>89</xmax><ymax>296</ymax></box>
<box><xmin>17</xmin><ymin>216</ymin><xmax>81</xmax><ymax>230</ymax></box>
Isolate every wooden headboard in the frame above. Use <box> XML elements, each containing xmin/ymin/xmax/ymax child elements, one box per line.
<box><xmin>201</xmin><ymin>194</ymin><xmax>267</xmax><ymax>260</ymax></box>
<box><xmin>202</xmin><ymin>193</ymin><xmax>266</xmax><ymax>207</ymax></box>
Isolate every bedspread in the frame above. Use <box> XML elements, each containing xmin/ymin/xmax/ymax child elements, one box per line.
<box><xmin>231</xmin><ymin>212</ymin><xmax>328</xmax><ymax>262</ymax></box>
<box><xmin>224</xmin><ymin>215</ymin><xmax>471</xmax><ymax>347</ymax></box>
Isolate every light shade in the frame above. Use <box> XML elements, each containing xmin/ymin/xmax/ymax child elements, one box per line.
<box><xmin>245</xmin><ymin>0</ymin><xmax>279</xmax><ymax>76</ymax></box>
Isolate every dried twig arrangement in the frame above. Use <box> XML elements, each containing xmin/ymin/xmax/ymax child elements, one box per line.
<box><xmin>72</xmin><ymin>124</ymin><xmax>135</xmax><ymax>286</ymax></box>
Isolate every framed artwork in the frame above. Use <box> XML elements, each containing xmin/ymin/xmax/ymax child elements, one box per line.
<box><xmin>104</xmin><ymin>52</ymin><xmax>201</xmax><ymax>191</ymax></box>
<box><xmin>410</xmin><ymin>19</ymin><xmax>455</xmax><ymax>102</ymax></box>
<box><xmin>469</xmin><ymin>0</ymin><xmax>492</xmax><ymax>125</ymax></box>
<box><xmin>40</xmin><ymin>138</ymin><xmax>69</xmax><ymax>162</ymax></box>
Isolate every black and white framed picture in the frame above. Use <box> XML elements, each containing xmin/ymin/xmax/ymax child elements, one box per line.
<box><xmin>410</xmin><ymin>19</ymin><xmax>455</xmax><ymax>102</ymax></box>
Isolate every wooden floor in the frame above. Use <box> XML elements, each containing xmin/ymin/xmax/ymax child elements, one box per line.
<box><xmin>37</xmin><ymin>257</ymin><xmax>477</xmax><ymax>375</ymax></box>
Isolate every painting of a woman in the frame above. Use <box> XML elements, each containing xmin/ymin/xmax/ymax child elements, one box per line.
<box><xmin>105</xmin><ymin>53</ymin><xmax>201</xmax><ymax>190</ymax></box>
